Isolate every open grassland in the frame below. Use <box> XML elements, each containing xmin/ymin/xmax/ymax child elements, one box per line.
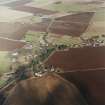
<box><xmin>0</xmin><ymin>52</ymin><xmax>11</xmax><ymax>75</ymax></box>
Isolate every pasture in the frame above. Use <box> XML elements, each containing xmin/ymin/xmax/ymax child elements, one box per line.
<box><xmin>41</xmin><ymin>2</ymin><xmax>100</xmax><ymax>12</ymax></box>
<box><xmin>24</xmin><ymin>31</ymin><xmax>46</xmax><ymax>48</ymax></box>
<box><xmin>0</xmin><ymin>52</ymin><xmax>10</xmax><ymax>75</ymax></box>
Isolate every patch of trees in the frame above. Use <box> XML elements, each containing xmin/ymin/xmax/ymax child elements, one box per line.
<box><xmin>39</xmin><ymin>47</ymin><xmax>55</xmax><ymax>61</ymax></box>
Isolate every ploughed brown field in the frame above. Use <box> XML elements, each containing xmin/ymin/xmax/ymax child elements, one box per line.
<box><xmin>13</xmin><ymin>6</ymin><xmax>57</xmax><ymax>15</ymax></box>
<box><xmin>56</xmin><ymin>12</ymin><xmax>94</xmax><ymax>22</ymax></box>
<box><xmin>44</xmin><ymin>46</ymin><xmax>105</xmax><ymax>71</ymax></box>
<box><xmin>44</xmin><ymin>46</ymin><xmax>105</xmax><ymax>105</ymax></box>
<box><xmin>2</xmin><ymin>73</ymin><xmax>88</xmax><ymax>105</ymax></box>
<box><xmin>30</xmin><ymin>12</ymin><xmax>94</xmax><ymax>36</ymax></box>
<box><xmin>0</xmin><ymin>38</ymin><xmax>25</xmax><ymax>51</ymax></box>
<box><xmin>0</xmin><ymin>22</ymin><xmax>29</xmax><ymax>40</ymax></box>
<box><xmin>59</xmin><ymin>69</ymin><xmax>105</xmax><ymax>105</ymax></box>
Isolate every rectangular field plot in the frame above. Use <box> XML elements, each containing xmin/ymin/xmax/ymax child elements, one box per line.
<box><xmin>0</xmin><ymin>52</ymin><xmax>10</xmax><ymax>75</ymax></box>
<box><xmin>0</xmin><ymin>6</ymin><xmax>32</xmax><ymax>22</ymax></box>
<box><xmin>82</xmin><ymin>8</ymin><xmax>105</xmax><ymax>37</ymax></box>
<box><xmin>0</xmin><ymin>38</ymin><xmax>25</xmax><ymax>51</ymax></box>
<box><xmin>32</xmin><ymin>0</ymin><xmax>50</xmax><ymax>5</ymax></box>
<box><xmin>42</xmin><ymin>2</ymin><xmax>99</xmax><ymax>12</ymax></box>
<box><xmin>29</xmin><ymin>12</ymin><xmax>94</xmax><ymax>37</ymax></box>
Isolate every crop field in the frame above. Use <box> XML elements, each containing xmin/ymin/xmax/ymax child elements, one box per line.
<box><xmin>25</xmin><ymin>31</ymin><xmax>46</xmax><ymax>46</ymax></box>
<box><xmin>13</xmin><ymin>5</ymin><xmax>56</xmax><ymax>15</ymax></box>
<box><xmin>31</xmin><ymin>0</ymin><xmax>50</xmax><ymax>6</ymax></box>
<box><xmin>0</xmin><ymin>22</ymin><xmax>29</xmax><ymax>40</ymax></box>
<box><xmin>0</xmin><ymin>52</ymin><xmax>11</xmax><ymax>75</ymax></box>
<box><xmin>41</xmin><ymin>2</ymin><xmax>100</xmax><ymax>12</ymax></box>
<box><xmin>82</xmin><ymin>8</ymin><xmax>105</xmax><ymax>38</ymax></box>
<box><xmin>0</xmin><ymin>38</ymin><xmax>25</xmax><ymax>51</ymax></box>
<box><xmin>47</xmin><ymin>33</ymin><xmax>82</xmax><ymax>46</ymax></box>
<box><xmin>29</xmin><ymin>12</ymin><xmax>94</xmax><ymax>36</ymax></box>
<box><xmin>93</xmin><ymin>8</ymin><xmax>105</xmax><ymax>22</ymax></box>
<box><xmin>24</xmin><ymin>31</ymin><xmax>83</xmax><ymax>47</ymax></box>
<box><xmin>0</xmin><ymin>0</ymin><xmax>105</xmax><ymax>87</ymax></box>
<box><xmin>4</xmin><ymin>0</ymin><xmax>32</xmax><ymax>7</ymax></box>
<box><xmin>0</xmin><ymin>6</ymin><xmax>32</xmax><ymax>22</ymax></box>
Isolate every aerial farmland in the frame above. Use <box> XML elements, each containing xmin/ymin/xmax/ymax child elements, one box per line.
<box><xmin>0</xmin><ymin>0</ymin><xmax>104</xmax><ymax>80</ymax></box>
<box><xmin>0</xmin><ymin>0</ymin><xmax>105</xmax><ymax>105</ymax></box>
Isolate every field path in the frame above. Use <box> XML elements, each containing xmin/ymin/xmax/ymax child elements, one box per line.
<box><xmin>0</xmin><ymin>36</ymin><xmax>25</xmax><ymax>42</ymax></box>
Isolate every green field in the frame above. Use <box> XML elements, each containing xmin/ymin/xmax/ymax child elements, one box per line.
<box><xmin>25</xmin><ymin>31</ymin><xmax>45</xmax><ymax>43</ymax></box>
<box><xmin>32</xmin><ymin>0</ymin><xmax>49</xmax><ymax>5</ymax></box>
<box><xmin>24</xmin><ymin>31</ymin><xmax>47</xmax><ymax>51</ymax></box>
<box><xmin>0</xmin><ymin>79</ymin><xmax>6</xmax><ymax>86</ymax></box>
<box><xmin>0</xmin><ymin>52</ymin><xmax>11</xmax><ymax>75</ymax></box>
